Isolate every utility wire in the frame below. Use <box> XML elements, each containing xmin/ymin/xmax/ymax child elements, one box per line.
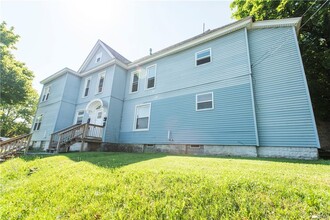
<box><xmin>251</xmin><ymin>0</ymin><xmax>328</xmax><ymax>69</ymax></box>
<box><xmin>299</xmin><ymin>0</ymin><xmax>329</xmax><ymax>30</ymax></box>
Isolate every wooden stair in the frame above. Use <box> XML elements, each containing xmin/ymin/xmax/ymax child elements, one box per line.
<box><xmin>48</xmin><ymin>123</ymin><xmax>103</xmax><ymax>153</ymax></box>
<box><xmin>0</xmin><ymin>134</ymin><xmax>32</xmax><ymax>161</ymax></box>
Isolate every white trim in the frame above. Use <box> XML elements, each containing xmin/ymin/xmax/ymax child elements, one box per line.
<box><xmin>41</xmin><ymin>85</ymin><xmax>51</xmax><ymax>102</ymax></box>
<box><xmin>78</xmin><ymin>40</ymin><xmax>114</xmax><ymax>73</ymax></box>
<box><xmin>82</xmin><ymin>77</ymin><xmax>91</xmax><ymax>98</ymax></box>
<box><xmin>196</xmin><ymin>92</ymin><xmax>214</xmax><ymax>111</ymax></box>
<box><xmin>133</xmin><ymin>103</ymin><xmax>151</xmax><ymax>131</ymax></box>
<box><xmin>251</xmin><ymin>17</ymin><xmax>301</xmax><ymax>32</ymax></box>
<box><xmin>85</xmin><ymin>98</ymin><xmax>104</xmax><ymax>112</ymax></box>
<box><xmin>244</xmin><ymin>27</ymin><xmax>259</xmax><ymax>146</ymax></box>
<box><xmin>95</xmin><ymin>71</ymin><xmax>106</xmax><ymax>94</ymax></box>
<box><xmin>40</xmin><ymin>68</ymin><xmax>78</xmax><ymax>84</ymax></box>
<box><xmin>129</xmin><ymin>17</ymin><xmax>253</xmax><ymax>68</ymax></box>
<box><xmin>195</xmin><ymin>48</ymin><xmax>212</xmax><ymax>67</ymax></box>
<box><xmin>292</xmin><ymin>26</ymin><xmax>320</xmax><ymax>148</ymax></box>
<box><xmin>129</xmin><ymin>70</ymin><xmax>139</xmax><ymax>94</ymax></box>
<box><xmin>80</xmin><ymin>59</ymin><xmax>127</xmax><ymax>76</ymax></box>
<box><xmin>73</xmin><ymin>109</ymin><xmax>85</xmax><ymax>124</ymax></box>
<box><xmin>145</xmin><ymin>64</ymin><xmax>157</xmax><ymax>90</ymax></box>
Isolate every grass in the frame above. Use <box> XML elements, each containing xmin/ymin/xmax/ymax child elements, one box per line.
<box><xmin>0</xmin><ymin>152</ymin><xmax>329</xmax><ymax>219</ymax></box>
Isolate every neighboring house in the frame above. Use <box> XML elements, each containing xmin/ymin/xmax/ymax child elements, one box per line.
<box><xmin>31</xmin><ymin>17</ymin><xmax>320</xmax><ymax>159</ymax></box>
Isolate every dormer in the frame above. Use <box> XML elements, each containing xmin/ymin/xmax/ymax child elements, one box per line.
<box><xmin>78</xmin><ymin>40</ymin><xmax>131</xmax><ymax>73</ymax></box>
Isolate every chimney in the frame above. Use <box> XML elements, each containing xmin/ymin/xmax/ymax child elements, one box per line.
<box><xmin>149</xmin><ymin>48</ymin><xmax>152</xmax><ymax>55</ymax></box>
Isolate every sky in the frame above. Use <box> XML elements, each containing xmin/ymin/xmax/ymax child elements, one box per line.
<box><xmin>1</xmin><ymin>0</ymin><xmax>234</xmax><ymax>94</ymax></box>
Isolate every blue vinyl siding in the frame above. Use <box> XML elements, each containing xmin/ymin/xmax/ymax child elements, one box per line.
<box><xmin>125</xmin><ymin>29</ymin><xmax>250</xmax><ymax>100</ymax></box>
<box><xmin>120</xmin><ymin>82</ymin><xmax>257</xmax><ymax>145</ymax></box>
<box><xmin>83</xmin><ymin>46</ymin><xmax>113</xmax><ymax>72</ymax></box>
<box><xmin>248</xmin><ymin>27</ymin><xmax>319</xmax><ymax>147</ymax></box>
<box><xmin>120</xmin><ymin>28</ymin><xmax>257</xmax><ymax>145</ymax></box>
<box><xmin>104</xmin><ymin>65</ymin><xmax>127</xmax><ymax>142</ymax></box>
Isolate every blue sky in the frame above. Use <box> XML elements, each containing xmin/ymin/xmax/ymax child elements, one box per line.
<box><xmin>1</xmin><ymin>0</ymin><xmax>234</xmax><ymax>93</ymax></box>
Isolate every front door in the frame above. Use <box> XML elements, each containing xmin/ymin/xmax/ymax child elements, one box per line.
<box><xmin>90</xmin><ymin>109</ymin><xmax>103</xmax><ymax>126</ymax></box>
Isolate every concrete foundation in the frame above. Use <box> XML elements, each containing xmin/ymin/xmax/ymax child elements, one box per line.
<box><xmin>101</xmin><ymin>143</ymin><xmax>319</xmax><ymax>160</ymax></box>
<box><xmin>257</xmin><ymin>146</ymin><xmax>318</xmax><ymax>160</ymax></box>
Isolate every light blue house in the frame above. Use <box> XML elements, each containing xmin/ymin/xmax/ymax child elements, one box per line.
<box><xmin>31</xmin><ymin>17</ymin><xmax>320</xmax><ymax>159</ymax></box>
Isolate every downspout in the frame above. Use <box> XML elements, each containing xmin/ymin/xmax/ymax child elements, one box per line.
<box><xmin>244</xmin><ymin>27</ymin><xmax>259</xmax><ymax>147</ymax></box>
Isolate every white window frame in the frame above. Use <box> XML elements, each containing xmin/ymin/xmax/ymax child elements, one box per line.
<box><xmin>82</xmin><ymin>77</ymin><xmax>91</xmax><ymax>98</ymax></box>
<box><xmin>74</xmin><ymin>110</ymin><xmax>85</xmax><ymax>125</ymax></box>
<box><xmin>133</xmin><ymin>103</ymin><xmax>151</xmax><ymax>131</ymax></box>
<box><xmin>33</xmin><ymin>114</ymin><xmax>43</xmax><ymax>131</ymax></box>
<box><xmin>195</xmin><ymin>48</ymin><xmax>212</xmax><ymax>67</ymax></box>
<box><xmin>41</xmin><ymin>86</ymin><xmax>50</xmax><ymax>102</ymax></box>
<box><xmin>96</xmin><ymin>72</ymin><xmax>106</xmax><ymax>94</ymax></box>
<box><xmin>145</xmin><ymin>64</ymin><xmax>157</xmax><ymax>90</ymax></box>
<box><xmin>196</xmin><ymin>92</ymin><xmax>214</xmax><ymax>111</ymax></box>
<box><xmin>130</xmin><ymin>71</ymin><xmax>139</xmax><ymax>93</ymax></box>
<box><xmin>95</xmin><ymin>52</ymin><xmax>103</xmax><ymax>63</ymax></box>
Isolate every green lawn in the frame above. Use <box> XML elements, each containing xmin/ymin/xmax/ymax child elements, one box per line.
<box><xmin>1</xmin><ymin>153</ymin><xmax>329</xmax><ymax>219</ymax></box>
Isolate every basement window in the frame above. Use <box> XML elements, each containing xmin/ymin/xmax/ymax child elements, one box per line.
<box><xmin>195</xmin><ymin>48</ymin><xmax>211</xmax><ymax>66</ymax></box>
<box><xmin>189</xmin><ymin>145</ymin><xmax>203</xmax><ymax>148</ymax></box>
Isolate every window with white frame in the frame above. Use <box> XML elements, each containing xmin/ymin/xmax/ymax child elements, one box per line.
<box><xmin>83</xmin><ymin>77</ymin><xmax>91</xmax><ymax>97</ymax></box>
<box><xmin>33</xmin><ymin>114</ymin><xmax>43</xmax><ymax>131</ymax></box>
<box><xmin>146</xmin><ymin>65</ymin><xmax>156</xmax><ymax>89</ymax></box>
<box><xmin>41</xmin><ymin>86</ymin><xmax>50</xmax><ymax>102</ymax></box>
<box><xmin>196</xmin><ymin>92</ymin><xmax>214</xmax><ymax>111</ymax></box>
<box><xmin>134</xmin><ymin>103</ymin><xmax>151</xmax><ymax>131</ymax></box>
<box><xmin>75</xmin><ymin>110</ymin><xmax>84</xmax><ymax>124</ymax></box>
<box><xmin>95</xmin><ymin>52</ymin><xmax>102</xmax><ymax>63</ymax></box>
<box><xmin>130</xmin><ymin>71</ymin><xmax>139</xmax><ymax>93</ymax></box>
<box><xmin>195</xmin><ymin>48</ymin><xmax>211</xmax><ymax>66</ymax></box>
<box><xmin>97</xmin><ymin>72</ymin><xmax>105</xmax><ymax>93</ymax></box>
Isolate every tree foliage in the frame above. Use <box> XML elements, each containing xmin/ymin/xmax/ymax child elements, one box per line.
<box><xmin>230</xmin><ymin>0</ymin><xmax>330</xmax><ymax>120</ymax></box>
<box><xmin>0</xmin><ymin>22</ymin><xmax>38</xmax><ymax>137</ymax></box>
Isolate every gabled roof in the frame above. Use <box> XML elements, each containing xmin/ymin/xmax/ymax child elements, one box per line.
<box><xmin>78</xmin><ymin>40</ymin><xmax>131</xmax><ymax>73</ymax></box>
<box><xmin>41</xmin><ymin>17</ymin><xmax>302</xmax><ymax>84</ymax></box>
<box><xmin>100</xmin><ymin>40</ymin><xmax>131</xmax><ymax>64</ymax></box>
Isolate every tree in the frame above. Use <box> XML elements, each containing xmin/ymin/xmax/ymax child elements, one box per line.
<box><xmin>0</xmin><ymin>22</ymin><xmax>38</xmax><ymax>137</ymax></box>
<box><xmin>230</xmin><ymin>0</ymin><xmax>330</xmax><ymax>120</ymax></box>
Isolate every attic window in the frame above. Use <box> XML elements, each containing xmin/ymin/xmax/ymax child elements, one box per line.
<box><xmin>95</xmin><ymin>52</ymin><xmax>102</xmax><ymax>63</ymax></box>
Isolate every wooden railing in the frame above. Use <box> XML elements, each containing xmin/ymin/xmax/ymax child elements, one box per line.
<box><xmin>49</xmin><ymin>123</ymin><xmax>103</xmax><ymax>152</ymax></box>
<box><xmin>0</xmin><ymin>134</ymin><xmax>32</xmax><ymax>159</ymax></box>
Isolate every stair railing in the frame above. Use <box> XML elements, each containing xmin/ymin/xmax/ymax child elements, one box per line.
<box><xmin>0</xmin><ymin>134</ymin><xmax>32</xmax><ymax>159</ymax></box>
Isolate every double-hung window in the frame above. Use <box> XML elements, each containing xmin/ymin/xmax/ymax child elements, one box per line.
<box><xmin>134</xmin><ymin>103</ymin><xmax>151</xmax><ymax>131</ymax></box>
<box><xmin>146</xmin><ymin>64</ymin><xmax>156</xmax><ymax>89</ymax></box>
<box><xmin>195</xmin><ymin>48</ymin><xmax>211</xmax><ymax>66</ymax></box>
<box><xmin>97</xmin><ymin>72</ymin><xmax>105</xmax><ymax>94</ymax></box>
<box><xmin>131</xmin><ymin>71</ymin><xmax>139</xmax><ymax>93</ymax></box>
<box><xmin>83</xmin><ymin>77</ymin><xmax>91</xmax><ymax>97</ymax></box>
<box><xmin>196</xmin><ymin>92</ymin><xmax>214</xmax><ymax>111</ymax></box>
<box><xmin>33</xmin><ymin>114</ymin><xmax>43</xmax><ymax>131</ymax></box>
<box><xmin>75</xmin><ymin>110</ymin><xmax>84</xmax><ymax>124</ymax></box>
<box><xmin>41</xmin><ymin>86</ymin><xmax>50</xmax><ymax>102</ymax></box>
